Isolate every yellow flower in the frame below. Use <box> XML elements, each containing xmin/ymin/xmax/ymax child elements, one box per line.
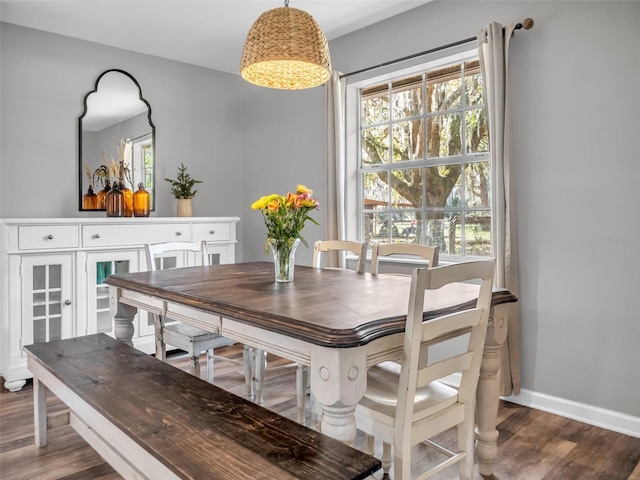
<box><xmin>296</xmin><ymin>184</ymin><xmax>313</xmax><ymax>195</ymax></box>
<box><xmin>251</xmin><ymin>196</ymin><xmax>268</xmax><ymax>210</ymax></box>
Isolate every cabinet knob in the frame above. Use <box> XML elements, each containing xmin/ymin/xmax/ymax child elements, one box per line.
<box><xmin>209</xmin><ymin>230</ymin><xmax>216</xmax><ymax>235</ymax></box>
<box><xmin>175</xmin><ymin>231</ymin><xmax>183</xmax><ymax>236</ymax></box>
<box><xmin>92</xmin><ymin>234</ymin><xmax>101</xmax><ymax>239</ymax></box>
<box><xmin>64</xmin><ymin>299</ymin><xmax>72</xmax><ymax>306</ymax></box>
<box><xmin>46</xmin><ymin>234</ymin><xmax>54</xmax><ymax>240</ymax></box>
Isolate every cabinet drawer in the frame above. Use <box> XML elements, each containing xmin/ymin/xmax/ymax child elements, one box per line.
<box><xmin>192</xmin><ymin>223</ymin><xmax>231</xmax><ymax>242</ymax></box>
<box><xmin>18</xmin><ymin>225</ymin><xmax>79</xmax><ymax>250</ymax></box>
<box><xmin>83</xmin><ymin>223</ymin><xmax>191</xmax><ymax>248</ymax></box>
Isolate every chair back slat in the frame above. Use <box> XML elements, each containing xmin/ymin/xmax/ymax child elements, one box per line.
<box><xmin>371</xmin><ymin>244</ymin><xmax>439</xmax><ymax>274</ymax></box>
<box><xmin>420</xmin><ymin>308</ymin><xmax>483</xmax><ymax>343</ymax></box>
<box><xmin>417</xmin><ymin>352</ymin><xmax>474</xmax><ymax>388</ymax></box>
<box><xmin>312</xmin><ymin>240</ymin><xmax>368</xmax><ymax>273</ymax></box>
<box><xmin>145</xmin><ymin>241</ymin><xmax>208</xmax><ymax>271</ymax></box>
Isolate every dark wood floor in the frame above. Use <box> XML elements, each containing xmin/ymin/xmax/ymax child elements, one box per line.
<box><xmin>1</xmin><ymin>344</ymin><xmax>639</xmax><ymax>480</ymax></box>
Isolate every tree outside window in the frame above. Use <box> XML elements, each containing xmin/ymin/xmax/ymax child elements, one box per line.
<box><xmin>359</xmin><ymin>59</ymin><xmax>491</xmax><ymax>257</ymax></box>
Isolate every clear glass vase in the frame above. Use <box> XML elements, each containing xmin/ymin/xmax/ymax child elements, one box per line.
<box><xmin>268</xmin><ymin>238</ymin><xmax>301</xmax><ymax>283</ymax></box>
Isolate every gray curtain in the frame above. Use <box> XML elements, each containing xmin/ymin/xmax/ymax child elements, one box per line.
<box><xmin>325</xmin><ymin>71</ymin><xmax>347</xmax><ymax>268</ymax></box>
<box><xmin>478</xmin><ymin>22</ymin><xmax>521</xmax><ymax>396</ymax></box>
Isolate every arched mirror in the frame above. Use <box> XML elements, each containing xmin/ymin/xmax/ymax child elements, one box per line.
<box><xmin>79</xmin><ymin>69</ymin><xmax>155</xmax><ymax>211</ymax></box>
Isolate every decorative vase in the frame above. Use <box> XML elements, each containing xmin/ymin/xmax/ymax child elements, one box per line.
<box><xmin>83</xmin><ymin>185</ymin><xmax>98</xmax><ymax>210</ymax></box>
<box><xmin>133</xmin><ymin>183</ymin><xmax>150</xmax><ymax>217</ymax></box>
<box><xmin>96</xmin><ymin>180</ymin><xmax>111</xmax><ymax>210</ymax></box>
<box><xmin>177</xmin><ymin>198</ymin><xmax>193</xmax><ymax>217</ymax></box>
<box><xmin>268</xmin><ymin>238</ymin><xmax>301</xmax><ymax>283</ymax></box>
<box><xmin>105</xmin><ymin>183</ymin><xmax>125</xmax><ymax>217</ymax></box>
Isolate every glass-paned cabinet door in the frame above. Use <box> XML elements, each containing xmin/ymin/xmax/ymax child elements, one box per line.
<box><xmin>86</xmin><ymin>251</ymin><xmax>139</xmax><ymax>336</ymax></box>
<box><xmin>21</xmin><ymin>254</ymin><xmax>74</xmax><ymax>351</ymax></box>
<box><xmin>204</xmin><ymin>243</ymin><xmax>230</xmax><ymax>266</ymax></box>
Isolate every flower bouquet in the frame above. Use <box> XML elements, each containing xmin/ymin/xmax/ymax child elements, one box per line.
<box><xmin>251</xmin><ymin>185</ymin><xmax>319</xmax><ymax>282</ymax></box>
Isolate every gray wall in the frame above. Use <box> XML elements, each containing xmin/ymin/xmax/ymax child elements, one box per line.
<box><xmin>2</xmin><ymin>0</ymin><xmax>639</xmax><ymax>421</ymax></box>
<box><xmin>0</xmin><ymin>22</ymin><xmax>245</xmax><ymax>256</ymax></box>
<box><xmin>327</xmin><ymin>0</ymin><xmax>640</xmax><ymax>417</ymax></box>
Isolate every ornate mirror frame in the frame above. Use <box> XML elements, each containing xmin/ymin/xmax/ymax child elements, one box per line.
<box><xmin>78</xmin><ymin>69</ymin><xmax>155</xmax><ymax>211</ymax></box>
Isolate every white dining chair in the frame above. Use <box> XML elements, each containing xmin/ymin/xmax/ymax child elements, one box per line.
<box><xmin>312</xmin><ymin>239</ymin><xmax>368</xmax><ymax>273</ymax></box>
<box><xmin>145</xmin><ymin>241</ymin><xmax>242</xmax><ymax>383</ymax></box>
<box><xmin>370</xmin><ymin>243</ymin><xmax>439</xmax><ymax>274</ymax></box>
<box><xmin>355</xmin><ymin>260</ymin><xmax>495</xmax><ymax>480</ymax></box>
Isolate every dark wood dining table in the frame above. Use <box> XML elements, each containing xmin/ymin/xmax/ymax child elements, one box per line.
<box><xmin>105</xmin><ymin>261</ymin><xmax>517</xmax><ymax>476</ymax></box>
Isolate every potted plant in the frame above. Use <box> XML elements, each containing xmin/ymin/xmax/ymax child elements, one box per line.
<box><xmin>165</xmin><ymin>163</ymin><xmax>203</xmax><ymax>217</ymax></box>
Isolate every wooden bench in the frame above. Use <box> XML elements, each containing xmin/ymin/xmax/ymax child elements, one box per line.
<box><xmin>25</xmin><ymin>333</ymin><xmax>381</xmax><ymax>480</ymax></box>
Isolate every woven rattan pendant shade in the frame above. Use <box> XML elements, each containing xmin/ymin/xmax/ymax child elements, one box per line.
<box><xmin>240</xmin><ymin>6</ymin><xmax>331</xmax><ymax>90</ymax></box>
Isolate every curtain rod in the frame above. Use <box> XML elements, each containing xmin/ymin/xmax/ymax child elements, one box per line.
<box><xmin>339</xmin><ymin>18</ymin><xmax>534</xmax><ymax>79</ymax></box>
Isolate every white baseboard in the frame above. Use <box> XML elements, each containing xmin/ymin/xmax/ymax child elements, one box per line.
<box><xmin>501</xmin><ymin>389</ymin><xmax>640</xmax><ymax>439</ymax></box>
<box><xmin>441</xmin><ymin>374</ymin><xmax>640</xmax><ymax>438</ymax></box>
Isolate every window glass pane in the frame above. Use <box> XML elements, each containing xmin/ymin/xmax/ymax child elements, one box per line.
<box><xmin>465</xmin><ymin>162</ymin><xmax>491</xmax><ymax>207</ymax></box>
<box><xmin>427</xmin><ymin>113</ymin><xmax>462</xmax><ymax>158</ymax></box>
<box><xmin>34</xmin><ymin>319</ymin><xmax>46</xmax><ymax>343</ymax></box>
<box><xmin>426</xmin><ymin>165</ymin><xmax>462</xmax><ymax>208</ymax></box>
<box><xmin>363</xmin><ymin>171</ymin><xmax>389</xmax><ymax>209</ymax></box>
<box><xmin>363</xmin><ymin>212</ymin><xmax>376</xmax><ymax>245</ymax></box>
<box><xmin>391</xmin><ymin>211</ymin><xmax>421</xmax><ymax>244</ymax></box>
<box><xmin>424</xmin><ymin>211</ymin><xmax>459</xmax><ymax>254</ymax></box>
<box><xmin>464</xmin><ymin>211</ymin><xmax>492</xmax><ymax>257</ymax></box>
<box><xmin>114</xmin><ymin>260</ymin><xmax>130</xmax><ymax>274</ymax></box>
<box><xmin>50</xmin><ymin>316</ymin><xmax>62</xmax><ymax>341</ymax></box>
<box><xmin>427</xmin><ymin>64</ymin><xmax>461</xmax><ymax>113</ymax></box>
<box><xmin>362</xmin><ymin>126</ymin><xmax>390</xmax><ymax>165</ymax></box>
<box><xmin>465</xmin><ymin>108</ymin><xmax>488</xmax><ymax>154</ymax></box>
<box><xmin>49</xmin><ymin>299</ymin><xmax>61</xmax><ymax>316</ymax></box>
<box><xmin>96</xmin><ymin>261</ymin><xmax>112</xmax><ymax>284</ymax></box>
<box><xmin>370</xmin><ymin>213</ymin><xmax>391</xmax><ymax>244</ymax></box>
<box><xmin>49</xmin><ymin>264</ymin><xmax>61</xmax><ymax>289</ymax></box>
<box><xmin>392</xmin><ymin>76</ymin><xmax>422</xmax><ymax>120</ymax></box>
<box><xmin>391</xmin><ymin>168</ymin><xmax>421</xmax><ymax>208</ymax></box>
<box><xmin>361</xmin><ymin>88</ymin><xmax>389</xmax><ymax>125</ymax></box>
<box><xmin>464</xmin><ymin>60</ymin><xmax>483</xmax><ymax>107</ymax></box>
<box><xmin>33</xmin><ymin>292</ymin><xmax>46</xmax><ymax>305</ymax></box>
<box><xmin>208</xmin><ymin>253</ymin><xmax>221</xmax><ymax>265</ymax></box>
<box><xmin>446</xmin><ymin>212</ymin><xmax>463</xmax><ymax>255</ymax></box>
<box><xmin>392</xmin><ymin>120</ymin><xmax>423</xmax><ymax>162</ymax></box>
<box><xmin>33</xmin><ymin>266</ymin><xmax>45</xmax><ymax>290</ymax></box>
<box><xmin>33</xmin><ymin>304</ymin><xmax>46</xmax><ymax>318</ymax></box>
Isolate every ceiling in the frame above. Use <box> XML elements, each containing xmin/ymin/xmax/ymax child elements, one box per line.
<box><xmin>0</xmin><ymin>0</ymin><xmax>433</xmax><ymax>75</ymax></box>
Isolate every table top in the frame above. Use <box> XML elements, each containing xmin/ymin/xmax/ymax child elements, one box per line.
<box><xmin>105</xmin><ymin>261</ymin><xmax>517</xmax><ymax>348</ymax></box>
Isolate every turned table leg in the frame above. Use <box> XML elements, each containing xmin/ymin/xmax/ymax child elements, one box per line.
<box><xmin>310</xmin><ymin>346</ymin><xmax>367</xmax><ymax>445</ymax></box>
<box><xmin>476</xmin><ymin>304</ymin><xmax>509</xmax><ymax>476</ymax></box>
<box><xmin>109</xmin><ymin>286</ymin><xmax>138</xmax><ymax>345</ymax></box>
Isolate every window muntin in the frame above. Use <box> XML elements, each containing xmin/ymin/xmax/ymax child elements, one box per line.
<box><xmin>358</xmin><ymin>59</ymin><xmax>491</xmax><ymax>258</ymax></box>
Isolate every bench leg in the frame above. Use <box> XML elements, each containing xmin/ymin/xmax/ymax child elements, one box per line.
<box><xmin>243</xmin><ymin>345</ymin><xmax>254</xmax><ymax>398</ymax></box>
<box><xmin>296</xmin><ymin>364</ymin><xmax>308</xmax><ymax>424</ymax></box>
<box><xmin>33</xmin><ymin>378</ymin><xmax>48</xmax><ymax>447</ymax></box>
<box><xmin>189</xmin><ymin>354</ymin><xmax>201</xmax><ymax>379</ymax></box>
<box><xmin>253</xmin><ymin>349</ymin><xmax>266</xmax><ymax>405</ymax></box>
<box><xmin>206</xmin><ymin>348</ymin><xmax>214</xmax><ymax>384</ymax></box>
<box><xmin>153</xmin><ymin>314</ymin><xmax>167</xmax><ymax>362</ymax></box>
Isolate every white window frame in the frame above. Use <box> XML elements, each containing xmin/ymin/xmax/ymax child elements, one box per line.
<box><xmin>344</xmin><ymin>48</ymin><xmax>491</xmax><ymax>264</ymax></box>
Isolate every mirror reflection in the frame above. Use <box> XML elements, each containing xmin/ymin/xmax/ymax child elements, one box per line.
<box><xmin>79</xmin><ymin>69</ymin><xmax>155</xmax><ymax>211</ymax></box>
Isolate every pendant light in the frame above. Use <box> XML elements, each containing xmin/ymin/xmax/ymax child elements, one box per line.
<box><xmin>240</xmin><ymin>0</ymin><xmax>332</xmax><ymax>90</ymax></box>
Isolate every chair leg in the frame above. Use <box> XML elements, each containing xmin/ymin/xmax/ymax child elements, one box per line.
<box><xmin>457</xmin><ymin>414</ymin><xmax>475</xmax><ymax>480</ymax></box>
<box><xmin>365</xmin><ymin>434</ymin><xmax>375</xmax><ymax>455</ymax></box>
<box><xmin>206</xmin><ymin>348</ymin><xmax>214</xmax><ymax>384</ymax></box>
<box><xmin>243</xmin><ymin>345</ymin><xmax>254</xmax><ymax>398</ymax></box>
<box><xmin>382</xmin><ymin>442</ymin><xmax>392</xmax><ymax>476</ymax></box>
<box><xmin>296</xmin><ymin>364</ymin><xmax>308</xmax><ymax>424</ymax></box>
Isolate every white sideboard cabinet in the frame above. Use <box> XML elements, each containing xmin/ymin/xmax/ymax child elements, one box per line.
<box><xmin>0</xmin><ymin>217</ymin><xmax>239</xmax><ymax>392</ymax></box>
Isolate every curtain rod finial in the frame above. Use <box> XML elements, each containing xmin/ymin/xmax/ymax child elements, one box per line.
<box><xmin>522</xmin><ymin>18</ymin><xmax>534</xmax><ymax>30</ymax></box>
